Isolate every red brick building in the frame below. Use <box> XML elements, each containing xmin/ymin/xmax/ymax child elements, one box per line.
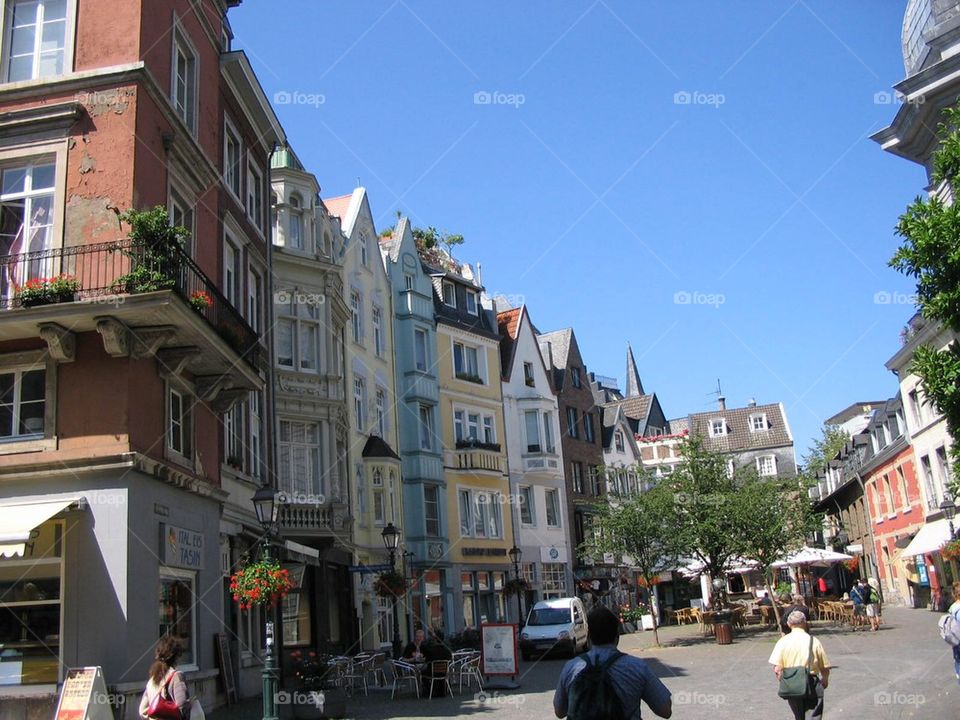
<box><xmin>0</xmin><ymin>1</ymin><xmax>282</xmax><ymax>714</ymax></box>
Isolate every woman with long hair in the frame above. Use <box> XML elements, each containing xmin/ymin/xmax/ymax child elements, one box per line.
<box><xmin>139</xmin><ymin>636</ymin><xmax>189</xmax><ymax>719</ymax></box>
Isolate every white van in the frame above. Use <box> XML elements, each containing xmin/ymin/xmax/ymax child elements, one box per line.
<box><xmin>519</xmin><ymin>597</ymin><xmax>589</xmax><ymax>660</ymax></box>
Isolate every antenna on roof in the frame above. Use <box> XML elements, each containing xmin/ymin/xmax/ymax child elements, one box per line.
<box><xmin>356</xmin><ymin>176</ymin><xmax>361</xmax><ymax>188</ymax></box>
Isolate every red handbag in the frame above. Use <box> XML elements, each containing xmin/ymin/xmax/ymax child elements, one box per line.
<box><xmin>147</xmin><ymin>671</ymin><xmax>183</xmax><ymax>720</ymax></box>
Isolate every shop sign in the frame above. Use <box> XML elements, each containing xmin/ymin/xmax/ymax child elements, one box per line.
<box><xmin>161</xmin><ymin>524</ymin><xmax>205</xmax><ymax>570</ymax></box>
<box><xmin>480</xmin><ymin>623</ymin><xmax>519</xmax><ymax>676</ymax></box>
<box><xmin>539</xmin><ymin>546</ymin><xmax>568</xmax><ymax>563</ymax></box>
<box><xmin>463</xmin><ymin>547</ymin><xmax>507</xmax><ymax>556</ymax></box>
<box><xmin>916</xmin><ymin>555</ymin><xmax>929</xmax><ymax>586</ymax></box>
<box><xmin>53</xmin><ymin>667</ymin><xmax>113</xmax><ymax>720</ymax></box>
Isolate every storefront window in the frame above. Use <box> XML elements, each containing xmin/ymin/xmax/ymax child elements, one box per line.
<box><xmin>423</xmin><ymin>570</ymin><xmax>444</xmax><ymax>636</ymax></box>
<box><xmin>0</xmin><ymin>521</ymin><xmax>62</xmax><ymax>685</ymax></box>
<box><xmin>542</xmin><ymin>563</ymin><xmax>567</xmax><ymax>599</ymax></box>
<box><xmin>159</xmin><ymin>569</ymin><xmax>195</xmax><ymax>667</ymax></box>
<box><xmin>281</xmin><ymin>565</ymin><xmax>310</xmax><ymax>646</ymax></box>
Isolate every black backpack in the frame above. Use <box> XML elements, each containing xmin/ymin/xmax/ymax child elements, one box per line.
<box><xmin>567</xmin><ymin>651</ymin><xmax>627</xmax><ymax>720</ymax></box>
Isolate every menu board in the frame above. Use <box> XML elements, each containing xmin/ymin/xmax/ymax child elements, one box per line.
<box><xmin>480</xmin><ymin>624</ymin><xmax>519</xmax><ymax>677</ymax></box>
<box><xmin>53</xmin><ymin>667</ymin><xmax>113</xmax><ymax>720</ymax></box>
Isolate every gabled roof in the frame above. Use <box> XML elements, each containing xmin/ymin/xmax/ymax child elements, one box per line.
<box><xmin>378</xmin><ymin>216</ymin><xmax>408</xmax><ymax>262</ymax></box>
<box><xmin>322</xmin><ymin>193</ymin><xmax>355</xmax><ymax>231</ymax></box>
<box><xmin>361</xmin><ymin>435</ymin><xmax>401</xmax><ymax>461</ymax></box>
<box><xmin>537</xmin><ymin>328</ymin><xmax>572</xmax><ymax>370</ymax></box>
<box><xmin>690</xmin><ymin>402</ymin><xmax>792</xmax><ymax>452</ymax></box>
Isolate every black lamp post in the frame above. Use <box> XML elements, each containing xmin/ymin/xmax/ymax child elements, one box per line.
<box><xmin>941</xmin><ymin>494</ymin><xmax>957</xmax><ymax>538</ymax></box>
<box><xmin>381</xmin><ymin>522</ymin><xmax>402</xmax><ymax>658</ymax></box>
<box><xmin>508</xmin><ymin>545</ymin><xmax>523</xmax><ymax>628</ymax></box>
<box><xmin>252</xmin><ymin>485</ymin><xmax>281</xmax><ymax>720</ymax></box>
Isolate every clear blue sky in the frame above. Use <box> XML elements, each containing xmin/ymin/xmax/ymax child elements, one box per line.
<box><xmin>232</xmin><ymin>1</ymin><xmax>924</xmax><ymax>461</ymax></box>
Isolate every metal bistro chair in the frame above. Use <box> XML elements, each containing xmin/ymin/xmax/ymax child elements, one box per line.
<box><xmin>340</xmin><ymin>654</ymin><xmax>372</xmax><ymax>696</ymax></box>
<box><xmin>426</xmin><ymin>659</ymin><xmax>453</xmax><ymax>699</ymax></box>
<box><xmin>391</xmin><ymin>660</ymin><xmax>421</xmax><ymax>699</ymax></box>
<box><xmin>366</xmin><ymin>652</ymin><xmax>387</xmax><ymax>688</ymax></box>
<box><xmin>455</xmin><ymin>652</ymin><xmax>483</xmax><ymax>694</ymax></box>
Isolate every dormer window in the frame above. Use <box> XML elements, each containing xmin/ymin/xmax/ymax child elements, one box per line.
<box><xmin>750</xmin><ymin>414</ymin><xmax>767</xmax><ymax>432</ymax></box>
<box><xmin>523</xmin><ymin>362</ymin><xmax>535</xmax><ymax>387</ymax></box>
<box><xmin>442</xmin><ymin>281</ymin><xmax>456</xmax><ymax>307</ymax></box>
<box><xmin>571</xmin><ymin>367</ymin><xmax>582</xmax><ymax>388</ymax></box>
<box><xmin>465</xmin><ymin>289</ymin><xmax>478</xmax><ymax>315</ymax></box>
<box><xmin>615</xmin><ymin>431</ymin><xmax>624</xmax><ymax>452</ymax></box>
<box><xmin>710</xmin><ymin>418</ymin><xmax>726</xmax><ymax>437</ymax></box>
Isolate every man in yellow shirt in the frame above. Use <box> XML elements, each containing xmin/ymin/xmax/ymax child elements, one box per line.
<box><xmin>768</xmin><ymin>610</ymin><xmax>831</xmax><ymax>720</ymax></box>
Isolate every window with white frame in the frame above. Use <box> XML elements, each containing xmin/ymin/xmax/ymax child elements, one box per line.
<box><xmin>288</xmin><ymin>193</ymin><xmax>303</xmax><ymax>249</ymax></box>
<box><xmin>541</xmin><ymin>563</ymin><xmax>567</xmax><ymax>599</ymax></box>
<box><xmin>936</xmin><ymin>446</ymin><xmax>951</xmax><ymax>490</ymax></box>
<box><xmin>168</xmin><ymin>183</ymin><xmax>194</xmax><ymax>257</ymax></box>
<box><xmin>0</xmin><ymin>160</ymin><xmax>56</xmax><ymax>298</ymax></box>
<box><xmin>353</xmin><ymin>377</ymin><xmax>365</xmax><ymax>431</ymax></box>
<box><xmin>756</xmin><ymin>455</ymin><xmax>776</xmax><ymax>477</ymax></box>
<box><xmin>246</xmin><ymin>160</ymin><xmax>263</xmax><ymax>227</ymax></box>
<box><xmin>458</xmin><ymin>488</ymin><xmax>503</xmax><ymax>538</ymax></box>
<box><xmin>571</xmin><ymin>461</ymin><xmax>584</xmax><ymax>494</ymax></box>
<box><xmin>442</xmin><ymin>281</ymin><xmax>456</xmax><ymax>307</ymax></box>
<box><xmin>615</xmin><ymin>431</ymin><xmax>624</xmax><ymax>452</ymax></box>
<box><xmin>454</xmin><ymin>409</ymin><xmax>496</xmax><ymax>444</ymax></box>
<box><xmin>525</xmin><ymin>411</ymin><xmax>541</xmax><ymax>452</ymax></box>
<box><xmin>519</xmin><ymin>486</ymin><xmax>535</xmax><ymax>525</ymax></box>
<box><xmin>372</xmin><ymin>306</ymin><xmax>383</xmax><ymax>356</ymax></box>
<box><xmin>247</xmin><ymin>266</ymin><xmax>262</xmax><ymax>332</ymax></box>
<box><xmin>223</xmin><ymin>236</ymin><xmax>241</xmax><ymax>307</ymax></box>
<box><xmin>0</xmin><ymin>367</ymin><xmax>45</xmax><ymax>439</ymax></box>
<box><xmin>920</xmin><ymin>454</ymin><xmax>936</xmax><ymax>510</ymax></box>
<box><xmin>453</xmin><ymin>341</ymin><xmax>481</xmax><ymax>381</ymax></box>
<box><xmin>224</xmin><ymin>401</ymin><xmax>245</xmax><ymax>469</ymax></box>
<box><xmin>523</xmin><ymin>361</ymin><xmax>535</xmax><ymax>386</ymax></box>
<box><xmin>373</xmin><ymin>487</ymin><xmax>385</xmax><ymax>526</ymax></box>
<box><xmin>419</xmin><ymin>405</ymin><xmax>433</xmax><ymax>450</ymax></box>
<box><xmin>545</xmin><ymin>489</ymin><xmax>561</xmax><ymax>527</ymax></box>
<box><xmin>750</xmin><ymin>414</ymin><xmax>768</xmax><ymax>432</ymax></box>
<box><xmin>465</xmin><ymin>289</ymin><xmax>478</xmax><ymax>315</ymax></box>
<box><xmin>350</xmin><ymin>291</ymin><xmax>362</xmax><ymax>344</ymax></box>
<box><xmin>223</xmin><ymin>117</ymin><xmax>242</xmax><ymax>200</ymax></box>
<box><xmin>171</xmin><ymin>24</ymin><xmax>197</xmax><ymax>131</ymax></box>
<box><xmin>356</xmin><ymin>464</ymin><xmax>366</xmax><ymax>524</ymax></box>
<box><xmin>249</xmin><ymin>392</ymin><xmax>262</xmax><ymax>479</ymax></box>
<box><xmin>414</xmin><ymin>328</ymin><xmax>428</xmax><ymax>371</ymax></box>
<box><xmin>543</xmin><ymin>411</ymin><xmax>555</xmax><ymax>452</ymax></box>
<box><xmin>424</xmin><ymin>485</ymin><xmax>440</xmax><ymax>535</ymax></box>
<box><xmin>375</xmin><ymin>388</ymin><xmax>386</xmax><ymax>436</ymax></box>
<box><xmin>404</xmin><ymin>273</ymin><xmax>414</xmax><ymax>290</ymax></box>
<box><xmin>4</xmin><ymin>0</ymin><xmax>71</xmax><ymax>82</ymax></box>
<box><xmin>710</xmin><ymin>418</ymin><xmax>726</xmax><ymax>437</ymax></box>
<box><xmin>278</xmin><ymin>420</ymin><xmax>321</xmax><ymax>495</ymax></box>
<box><xmin>167</xmin><ymin>386</ymin><xmax>193</xmax><ymax>460</ymax></box>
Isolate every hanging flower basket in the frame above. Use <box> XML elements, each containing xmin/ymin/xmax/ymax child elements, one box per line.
<box><xmin>373</xmin><ymin>570</ymin><xmax>408</xmax><ymax>598</ymax></box>
<box><xmin>229</xmin><ymin>559</ymin><xmax>294</xmax><ymax>610</ymax></box>
<box><xmin>502</xmin><ymin>577</ymin><xmax>530</xmax><ymax>596</ymax></box>
<box><xmin>942</xmin><ymin>538</ymin><xmax>960</xmax><ymax>562</ymax></box>
<box><xmin>843</xmin><ymin>556</ymin><xmax>860</xmax><ymax>573</ymax></box>
<box><xmin>189</xmin><ymin>290</ymin><xmax>212</xmax><ymax>313</ymax></box>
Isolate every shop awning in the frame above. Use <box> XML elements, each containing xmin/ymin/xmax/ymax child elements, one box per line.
<box><xmin>900</xmin><ymin>519</ymin><xmax>953</xmax><ymax>558</ymax></box>
<box><xmin>0</xmin><ymin>497</ymin><xmax>80</xmax><ymax>557</ymax></box>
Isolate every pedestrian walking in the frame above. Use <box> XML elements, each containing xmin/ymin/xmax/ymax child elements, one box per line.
<box><xmin>553</xmin><ymin>605</ymin><xmax>672</xmax><ymax>720</ymax></box>
<box><xmin>942</xmin><ymin>580</ymin><xmax>960</xmax><ymax>684</ymax></box>
<box><xmin>139</xmin><ymin>636</ymin><xmax>190</xmax><ymax>720</ymax></box>
<box><xmin>769</xmin><ymin>610</ymin><xmax>831</xmax><ymax>720</ymax></box>
<box><xmin>850</xmin><ymin>579</ymin><xmax>868</xmax><ymax>630</ymax></box>
<box><xmin>779</xmin><ymin>594</ymin><xmax>810</xmax><ymax>635</ymax></box>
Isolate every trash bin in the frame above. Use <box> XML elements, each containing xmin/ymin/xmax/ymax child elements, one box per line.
<box><xmin>714</xmin><ymin>610</ymin><xmax>733</xmax><ymax>645</ymax></box>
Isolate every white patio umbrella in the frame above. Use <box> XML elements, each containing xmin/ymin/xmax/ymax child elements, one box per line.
<box><xmin>772</xmin><ymin>546</ymin><xmax>853</xmax><ymax>568</ymax></box>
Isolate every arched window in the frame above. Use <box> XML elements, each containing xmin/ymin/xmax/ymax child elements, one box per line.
<box><xmin>288</xmin><ymin>193</ymin><xmax>303</xmax><ymax>249</ymax></box>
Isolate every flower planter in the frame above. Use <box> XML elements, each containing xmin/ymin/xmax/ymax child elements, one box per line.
<box><xmin>20</xmin><ymin>292</ymin><xmax>76</xmax><ymax>308</ymax></box>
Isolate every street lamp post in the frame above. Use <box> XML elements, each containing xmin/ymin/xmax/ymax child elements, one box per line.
<box><xmin>509</xmin><ymin>545</ymin><xmax>523</xmax><ymax>628</ymax></box>
<box><xmin>252</xmin><ymin>485</ymin><xmax>281</xmax><ymax>720</ymax></box>
<box><xmin>941</xmin><ymin>494</ymin><xmax>957</xmax><ymax>538</ymax></box>
<box><xmin>381</xmin><ymin>522</ymin><xmax>402</xmax><ymax>659</ymax></box>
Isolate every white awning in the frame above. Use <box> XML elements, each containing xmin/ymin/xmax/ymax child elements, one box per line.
<box><xmin>901</xmin><ymin>519</ymin><xmax>953</xmax><ymax>558</ymax></box>
<box><xmin>0</xmin><ymin>497</ymin><xmax>80</xmax><ymax>557</ymax></box>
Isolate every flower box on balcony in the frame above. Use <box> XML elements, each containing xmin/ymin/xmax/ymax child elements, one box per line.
<box><xmin>455</xmin><ymin>372</ymin><xmax>484</xmax><ymax>384</ymax></box>
<box><xmin>455</xmin><ymin>439</ymin><xmax>501</xmax><ymax>452</ymax></box>
<box><xmin>16</xmin><ymin>275</ymin><xmax>80</xmax><ymax>307</ymax></box>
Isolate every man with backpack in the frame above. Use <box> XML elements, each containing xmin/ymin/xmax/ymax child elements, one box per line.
<box><xmin>553</xmin><ymin>605</ymin><xmax>672</xmax><ymax>720</ymax></box>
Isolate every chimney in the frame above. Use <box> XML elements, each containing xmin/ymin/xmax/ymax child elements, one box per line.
<box><xmin>476</xmin><ymin>261</ymin><xmax>482</xmax><ymax>287</ymax></box>
<box><xmin>718</xmin><ymin>396</ymin><xmax>726</xmax><ymax>411</ymax></box>
<box><xmin>747</xmin><ymin>398</ymin><xmax>756</xmax><ymax>408</ymax></box>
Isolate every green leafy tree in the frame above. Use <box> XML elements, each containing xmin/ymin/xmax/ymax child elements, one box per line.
<box><xmin>801</xmin><ymin>425</ymin><xmax>849</xmax><ymax>477</ymax></box>
<box><xmin>662</xmin><ymin>435</ymin><xmax>744</xmax><ymax>608</ymax></box>
<box><xmin>587</xmin><ymin>481</ymin><xmax>683</xmax><ymax>647</ymax></box>
<box><xmin>891</xmin><ymin>101</ymin><xmax>960</xmax><ymax>488</ymax></box>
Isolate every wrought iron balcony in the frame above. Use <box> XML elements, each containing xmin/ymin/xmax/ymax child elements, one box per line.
<box><xmin>0</xmin><ymin>240</ymin><xmax>261</xmax><ymax>370</ymax></box>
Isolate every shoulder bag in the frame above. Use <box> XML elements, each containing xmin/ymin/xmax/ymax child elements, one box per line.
<box><xmin>147</xmin><ymin>670</ymin><xmax>184</xmax><ymax>720</ymax></box>
<box><xmin>777</xmin><ymin>634</ymin><xmax>818</xmax><ymax>705</ymax></box>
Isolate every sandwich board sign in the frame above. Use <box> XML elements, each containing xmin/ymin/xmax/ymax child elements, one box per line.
<box><xmin>53</xmin><ymin>667</ymin><xmax>113</xmax><ymax>720</ymax></box>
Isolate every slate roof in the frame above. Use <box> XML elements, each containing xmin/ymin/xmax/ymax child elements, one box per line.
<box><xmin>537</xmin><ymin>328</ymin><xmax>572</xmax><ymax>390</ymax></box>
<box><xmin>689</xmin><ymin>402</ymin><xmax>792</xmax><ymax>452</ymax></box>
<box><xmin>361</xmin><ymin>435</ymin><xmax>401</xmax><ymax>461</ymax></box>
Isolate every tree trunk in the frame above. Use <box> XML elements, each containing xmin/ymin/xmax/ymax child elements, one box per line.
<box><xmin>765</xmin><ymin>573</ymin><xmax>782</xmax><ymax>632</ymax></box>
<box><xmin>650</xmin><ymin>610</ymin><xmax>660</xmax><ymax>647</ymax></box>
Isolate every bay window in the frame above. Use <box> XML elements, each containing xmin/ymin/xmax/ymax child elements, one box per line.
<box><xmin>545</xmin><ymin>489</ymin><xmax>560</xmax><ymax>527</ymax></box>
<box><xmin>418</xmin><ymin>405</ymin><xmax>433</xmax><ymax>450</ymax></box>
<box><xmin>525</xmin><ymin>411</ymin><xmax>540</xmax><ymax>452</ymax></box>
<box><xmin>414</xmin><ymin>328</ymin><xmax>428</xmax><ymax>371</ymax></box>
<box><xmin>275</xmin><ymin>293</ymin><xmax>321</xmax><ymax>373</ymax></box>
<box><xmin>278</xmin><ymin>420</ymin><xmax>321</xmax><ymax>496</ymax></box>
<box><xmin>424</xmin><ymin>485</ymin><xmax>440</xmax><ymax>536</ymax></box>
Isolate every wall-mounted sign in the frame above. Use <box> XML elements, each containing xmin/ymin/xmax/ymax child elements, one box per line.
<box><xmin>540</xmin><ymin>546</ymin><xmax>567</xmax><ymax>563</ymax></box>
<box><xmin>916</xmin><ymin>555</ymin><xmax>929</xmax><ymax>586</ymax></box>
<box><xmin>463</xmin><ymin>547</ymin><xmax>507</xmax><ymax>557</ymax></box>
<box><xmin>161</xmin><ymin>524</ymin><xmax>204</xmax><ymax>570</ymax></box>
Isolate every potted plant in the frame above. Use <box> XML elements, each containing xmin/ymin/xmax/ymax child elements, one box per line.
<box><xmin>189</xmin><ymin>290</ymin><xmax>212</xmax><ymax>313</ymax></box>
<box><xmin>48</xmin><ymin>274</ymin><xmax>80</xmax><ymax>302</ymax></box>
<box><xmin>16</xmin><ymin>275</ymin><xmax>81</xmax><ymax>307</ymax></box>
<box><xmin>288</xmin><ymin>649</ymin><xmax>347</xmax><ymax>719</ymax></box>
<box><xmin>372</xmin><ymin>570</ymin><xmax>407</xmax><ymax>598</ymax></box>
<box><xmin>942</xmin><ymin>538</ymin><xmax>960</xmax><ymax>562</ymax></box>
<box><xmin>113</xmin><ymin>206</ymin><xmax>187</xmax><ymax>294</ymax></box>
<box><xmin>229</xmin><ymin>558</ymin><xmax>294</xmax><ymax>610</ymax></box>
<box><xmin>502</xmin><ymin>577</ymin><xmax>530</xmax><ymax>596</ymax></box>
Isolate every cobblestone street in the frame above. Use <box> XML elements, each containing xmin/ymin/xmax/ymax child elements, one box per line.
<box><xmin>209</xmin><ymin>606</ymin><xmax>957</xmax><ymax>720</ymax></box>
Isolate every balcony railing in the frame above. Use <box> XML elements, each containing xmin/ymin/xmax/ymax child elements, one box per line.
<box><xmin>0</xmin><ymin>240</ymin><xmax>261</xmax><ymax>369</ymax></box>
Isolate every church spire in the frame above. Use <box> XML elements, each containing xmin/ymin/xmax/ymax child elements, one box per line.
<box><xmin>626</xmin><ymin>343</ymin><xmax>644</xmax><ymax>397</ymax></box>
